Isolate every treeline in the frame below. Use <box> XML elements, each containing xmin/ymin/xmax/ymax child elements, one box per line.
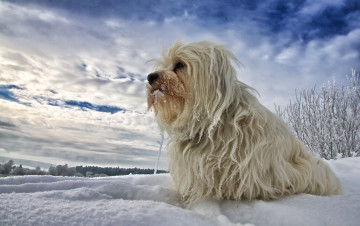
<box><xmin>0</xmin><ymin>160</ymin><xmax>47</xmax><ymax>176</ymax></box>
<box><xmin>75</xmin><ymin>165</ymin><xmax>167</xmax><ymax>177</ymax></box>
<box><xmin>0</xmin><ymin>160</ymin><xmax>167</xmax><ymax>177</ymax></box>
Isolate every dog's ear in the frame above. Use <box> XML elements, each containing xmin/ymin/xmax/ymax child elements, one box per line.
<box><xmin>210</xmin><ymin>47</ymin><xmax>240</xmax><ymax>124</ymax></box>
<box><xmin>190</xmin><ymin>44</ymin><xmax>239</xmax><ymax>126</ymax></box>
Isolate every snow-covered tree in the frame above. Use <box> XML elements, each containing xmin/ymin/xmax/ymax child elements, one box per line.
<box><xmin>276</xmin><ymin>70</ymin><xmax>360</xmax><ymax>159</ymax></box>
<box><xmin>0</xmin><ymin>160</ymin><xmax>14</xmax><ymax>174</ymax></box>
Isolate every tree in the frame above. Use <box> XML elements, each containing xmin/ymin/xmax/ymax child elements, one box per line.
<box><xmin>0</xmin><ymin>160</ymin><xmax>14</xmax><ymax>174</ymax></box>
<box><xmin>49</xmin><ymin>164</ymin><xmax>76</xmax><ymax>176</ymax></box>
<box><xmin>49</xmin><ymin>166</ymin><xmax>57</xmax><ymax>176</ymax></box>
<box><xmin>276</xmin><ymin>70</ymin><xmax>360</xmax><ymax>159</ymax></box>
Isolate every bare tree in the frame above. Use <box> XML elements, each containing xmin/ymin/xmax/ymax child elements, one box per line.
<box><xmin>276</xmin><ymin>70</ymin><xmax>360</xmax><ymax>159</ymax></box>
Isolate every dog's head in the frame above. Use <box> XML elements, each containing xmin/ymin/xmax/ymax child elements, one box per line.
<box><xmin>147</xmin><ymin>41</ymin><xmax>245</xmax><ymax>135</ymax></box>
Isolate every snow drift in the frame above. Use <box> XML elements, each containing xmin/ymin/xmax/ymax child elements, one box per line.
<box><xmin>1</xmin><ymin>157</ymin><xmax>360</xmax><ymax>226</ymax></box>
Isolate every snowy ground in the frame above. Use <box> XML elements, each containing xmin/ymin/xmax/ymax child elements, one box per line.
<box><xmin>1</xmin><ymin>157</ymin><xmax>359</xmax><ymax>226</ymax></box>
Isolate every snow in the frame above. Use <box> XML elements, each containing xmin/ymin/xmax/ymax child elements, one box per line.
<box><xmin>1</xmin><ymin>157</ymin><xmax>360</xmax><ymax>226</ymax></box>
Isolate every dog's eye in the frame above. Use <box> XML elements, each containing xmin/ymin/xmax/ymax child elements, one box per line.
<box><xmin>174</xmin><ymin>62</ymin><xmax>185</xmax><ymax>71</ymax></box>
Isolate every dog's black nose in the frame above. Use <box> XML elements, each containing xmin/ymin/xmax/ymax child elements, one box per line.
<box><xmin>147</xmin><ymin>72</ymin><xmax>159</xmax><ymax>85</ymax></box>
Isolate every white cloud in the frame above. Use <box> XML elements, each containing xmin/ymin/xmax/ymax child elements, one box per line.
<box><xmin>300</xmin><ymin>0</ymin><xmax>346</xmax><ymax>15</ymax></box>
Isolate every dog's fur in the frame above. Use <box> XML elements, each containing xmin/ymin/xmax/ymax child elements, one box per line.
<box><xmin>146</xmin><ymin>41</ymin><xmax>341</xmax><ymax>206</ymax></box>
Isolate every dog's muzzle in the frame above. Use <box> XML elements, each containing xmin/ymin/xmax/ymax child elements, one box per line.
<box><xmin>147</xmin><ymin>72</ymin><xmax>159</xmax><ymax>86</ymax></box>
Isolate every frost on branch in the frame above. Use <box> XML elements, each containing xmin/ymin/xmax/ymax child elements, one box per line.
<box><xmin>276</xmin><ymin>70</ymin><xmax>360</xmax><ymax>160</ymax></box>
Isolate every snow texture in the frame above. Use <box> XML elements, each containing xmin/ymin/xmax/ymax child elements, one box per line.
<box><xmin>1</xmin><ymin>157</ymin><xmax>360</xmax><ymax>226</ymax></box>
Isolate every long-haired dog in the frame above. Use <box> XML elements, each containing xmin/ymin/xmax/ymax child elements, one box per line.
<box><xmin>146</xmin><ymin>41</ymin><xmax>341</xmax><ymax>206</ymax></box>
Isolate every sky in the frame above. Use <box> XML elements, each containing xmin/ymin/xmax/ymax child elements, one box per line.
<box><xmin>0</xmin><ymin>0</ymin><xmax>359</xmax><ymax>169</ymax></box>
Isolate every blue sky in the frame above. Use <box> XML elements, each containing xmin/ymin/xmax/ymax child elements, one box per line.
<box><xmin>0</xmin><ymin>0</ymin><xmax>359</xmax><ymax>169</ymax></box>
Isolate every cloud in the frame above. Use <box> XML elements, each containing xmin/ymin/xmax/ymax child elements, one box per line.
<box><xmin>0</xmin><ymin>96</ymin><xmax>163</xmax><ymax>167</ymax></box>
<box><xmin>299</xmin><ymin>0</ymin><xmax>346</xmax><ymax>15</ymax></box>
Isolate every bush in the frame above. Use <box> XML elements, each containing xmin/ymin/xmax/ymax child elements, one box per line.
<box><xmin>276</xmin><ymin>70</ymin><xmax>360</xmax><ymax>159</ymax></box>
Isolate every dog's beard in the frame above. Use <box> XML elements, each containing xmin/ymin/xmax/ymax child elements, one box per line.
<box><xmin>146</xmin><ymin>71</ymin><xmax>186</xmax><ymax>126</ymax></box>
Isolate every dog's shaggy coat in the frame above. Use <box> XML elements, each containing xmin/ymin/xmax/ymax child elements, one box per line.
<box><xmin>146</xmin><ymin>41</ymin><xmax>341</xmax><ymax>206</ymax></box>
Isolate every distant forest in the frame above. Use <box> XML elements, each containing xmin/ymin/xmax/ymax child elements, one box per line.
<box><xmin>0</xmin><ymin>160</ymin><xmax>168</xmax><ymax>177</ymax></box>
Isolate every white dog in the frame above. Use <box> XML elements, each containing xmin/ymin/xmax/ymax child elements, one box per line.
<box><xmin>146</xmin><ymin>41</ymin><xmax>341</xmax><ymax>206</ymax></box>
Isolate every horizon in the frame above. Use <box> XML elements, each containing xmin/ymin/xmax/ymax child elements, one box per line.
<box><xmin>0</xmin><ymin>157</ymin><xmax>169</xmax><ymax>171</ymax></box>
